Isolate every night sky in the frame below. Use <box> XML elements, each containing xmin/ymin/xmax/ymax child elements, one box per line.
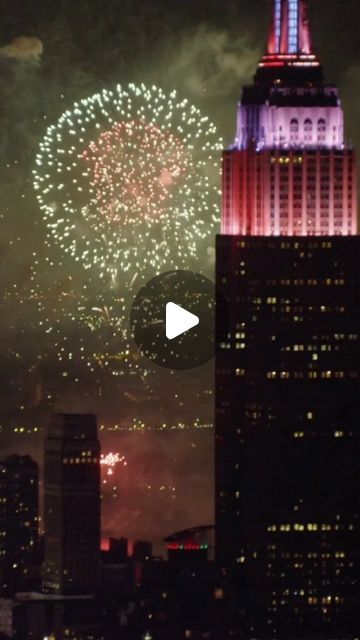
<box><xmin>0</xmin><ymin>0</ymin><xmax>359</xmax><ymax>548</ymax></box>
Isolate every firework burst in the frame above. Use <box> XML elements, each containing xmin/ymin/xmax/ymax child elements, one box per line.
<box><xmin>34</xmin><ymin>84</ymin><xmax>222</xmax><ymax>283</ymax></box>
<box><xmin>101</xmin><ymin>452</ymin><xmax>128</xmax><ymax>478</ymax></box>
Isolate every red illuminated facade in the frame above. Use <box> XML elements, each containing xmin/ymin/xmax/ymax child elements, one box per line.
<box><xmin>222</xmin><ymin>0</ymin><xmax>358</xmax><ymax>237</ymax></box>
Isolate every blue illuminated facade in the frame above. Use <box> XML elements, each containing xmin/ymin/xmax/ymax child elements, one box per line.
<box><xmin>274</xmin><ymin>0</ymin><xmax>282</xmax><ymax>52</ymax></box>
<box><xmin>288</xmin><ymin>0</ymin><xmax>299</xmax><ymax>53</ymax></box>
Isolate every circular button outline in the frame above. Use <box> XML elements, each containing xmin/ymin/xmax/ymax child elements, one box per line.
<box><xmin>130</xmin><ymin>270</ymin><xmax>215</xmax><ymax>370</ymax></box>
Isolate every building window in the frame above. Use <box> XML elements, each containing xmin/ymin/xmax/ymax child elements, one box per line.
<box><xmin>318</xmin><ymin>118</ymin><xmax>326</xmax><ymax>143</ymax></box>
<box><xmin>290</xmin><ymin>118</ymin><xmax>299</xmax><ymax>144</ymax></box>
<box><xmin>304</xmin><ymin>118</ymin><xmax>313</xmax><ymax>142</ymax></box>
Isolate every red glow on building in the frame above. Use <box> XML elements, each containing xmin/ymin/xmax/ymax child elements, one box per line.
<box><xmin>259</xmin><ymin>54</ymin><xmax>320</xmax><ymax>70</ymax></box>
<box><xmin>101</xmin><ymin>538</ymin><xmax>110</xmax><ymax>551</ymax></box>
<box><xmin>167</xmin><ymin>544</ymin><xmax>208</xmax><ymax>551</ymax></box>
<box><xmin>222</xmin><ymin>148</ymin><xmax>357</xmax><ymax>237</ymax></box>
<box><xmin>164</xmin><ymin>525</ymin><xmax>214</xmax><ymax>562</ymax></box>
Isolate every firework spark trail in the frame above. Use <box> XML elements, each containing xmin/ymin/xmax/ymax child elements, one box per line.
<box><xmin>101</xmin><ymin>452</ymin><xmax>128</xmax><ymax>477</ymax></box>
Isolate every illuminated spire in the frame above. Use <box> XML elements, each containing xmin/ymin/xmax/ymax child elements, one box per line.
<box><xmin>267</xmin><ymin>0</ymin><xmax>312</xmax><ymax>56</ymax></box>
<box><xmin>259</xmin><ymin>0</ymin><xmax>319</xmax><ymax>77</ymax></box>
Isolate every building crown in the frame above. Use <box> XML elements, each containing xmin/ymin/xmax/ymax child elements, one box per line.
<box><xmin>257</xmin><ymin>0</ymin><xmax>320</xmax><ymax>79</ymax></box>
<box><xmin>268</xmin><ymin>0</ymin><xmax>312</xmax><ymax>56</ymax></box>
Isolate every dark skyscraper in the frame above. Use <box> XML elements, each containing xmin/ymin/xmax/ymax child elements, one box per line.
<box><xmin>43</xmin><ymin>413</ymin><xmax>101</xmax><ymax>595</ymax></box>
<box><xmin>0</xmin><ymin>455</ymin><xmax>39</xmax><ymax>595</ymax></box>
<box><xmin>216</xmin><ymin>1</ymin><xmax>360</xmax><ymax>637</ymax></box>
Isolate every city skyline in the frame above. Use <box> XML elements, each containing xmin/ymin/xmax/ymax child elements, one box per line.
<box><xmin>0</xmin><ymin>0</ymin><xmax>359</xmax><ymax>637</ymax></box>
<box><xmin>0</xmin><ymin>0</ymin><xmax>360</xmax><ymax>602</ymax></box>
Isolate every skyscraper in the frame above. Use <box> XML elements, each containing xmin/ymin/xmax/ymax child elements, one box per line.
<box><xmin>43</xmin><ymin>413</ymin><xmax>101</xmax><ymax>595</ymax></box>
<box><xmin>0</xmin><ymin>455</ymin><xmax>39</xmax><ymax>595</ymax></box>
<box><xmin>216</xmin><ymin>1</ymin><xmax>360</xmax><ymax>637</ymax></box>
<box><xmin>222</xmin><ymin>0</ymin><xmax>357</xmax><ymax>237</ymax></box>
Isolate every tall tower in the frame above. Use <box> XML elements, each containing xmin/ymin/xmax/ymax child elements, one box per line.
<box><xmin>222</xmin><ymin>0</ymin><xmax>357</xmax><ymax>237</ymax></box>
<box><xmin>216</xmin><ymin>1</ymin><xmax>360</xmax><ymax>637</ymax></box>
<box><xmin>43</xmin><ymin>414</ymin><xmax>101</xmax><ymax>595</ymax></box>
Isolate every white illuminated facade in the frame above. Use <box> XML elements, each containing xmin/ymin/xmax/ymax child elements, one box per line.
<box><xmin>235</xmin><ymin>89</ymin><xmax>344</xmax><ymax>151</ymax></box>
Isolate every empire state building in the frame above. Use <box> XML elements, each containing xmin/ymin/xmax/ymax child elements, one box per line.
<box><xmin>222</xmin><ymin>0</ymin><xmax>357</xmax><ymax>237</ymax></box>
<box><xmin>215</xmin><ymin>1</ymin><xmax>360</xmax><ymax>638</ymax></box>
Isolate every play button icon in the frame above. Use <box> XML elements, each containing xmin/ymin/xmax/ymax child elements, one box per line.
<box><xmin>166</xmin><ymin>303</ymin><xmax>199</xmax><ymax>340</ymax></box>
<box><xmin>130</xmin><ymin>270</ymin><xmax>215</xmax><ymax>370</ymax></box>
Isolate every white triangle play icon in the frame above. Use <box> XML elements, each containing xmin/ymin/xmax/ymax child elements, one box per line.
<box><xmin>166</xmin><ymin>302</ymin><xmax>199</xmax><ymax>340</ymax></box>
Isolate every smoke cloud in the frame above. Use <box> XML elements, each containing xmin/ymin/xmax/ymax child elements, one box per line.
<box><xmin>169</xmin><ymin>26</ymin><xmax>260</xmax><ymax>98</ymax></box>
<box><xmin>0</xmin><ymin>36</ymin><xmax>43</xmax><ymax>62</ymax></box>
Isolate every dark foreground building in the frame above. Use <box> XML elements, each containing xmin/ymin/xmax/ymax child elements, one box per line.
<box><xmin>43</xmin><ymin>413</ymin><xmax>101</xmax><ymax>595</ymax></box>
<box><xmin>0</xmin><ymin>455</ymin><xmax>39</xmax><ymax>596</ymax></box>
<box><xmin>12</xmin><ymin>592</ymin><xmax>102</xmax><ymax>640</ymax></box>
<box><xmin>216</xmin><ymin>1</ymin><xmax>360</xmax><ymax>638</ymax></box>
